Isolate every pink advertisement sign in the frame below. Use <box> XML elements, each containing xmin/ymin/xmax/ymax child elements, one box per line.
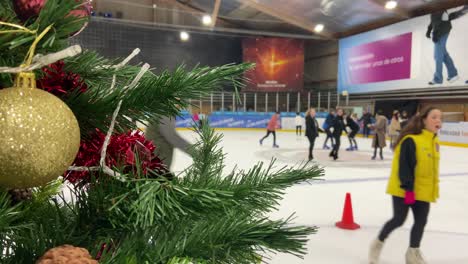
<box><xmin>346</xmin><ymin>32</ymin><xmax>412</xmax><ymax>84</ymax></box>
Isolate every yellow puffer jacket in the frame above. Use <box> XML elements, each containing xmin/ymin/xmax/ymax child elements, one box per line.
<box><xmin>386</xmin><ymin>129</ymin><xmax>440</xmax><ymax>203</ymax></box>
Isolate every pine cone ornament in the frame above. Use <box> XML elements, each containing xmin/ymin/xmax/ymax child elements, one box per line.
<box><xmin>8</xmin><ymin>188</ymin><xmax>33</xmax><ymax>205</ymax></box>
<box><xmin>13</xmin><ymin>0</ymin><xmax>47</xmax><ymax>21</ymax></box>
<box><xmin>36</xmin><ymin>245</ymin><xmax>98</xmax><ymax>264</ymax></box>
<box><xmin>13</xmin><ymin>0</ymin><xmax>92</xmax><ymax>22</ymax></box>
<box><xmin>69</xmin><ymin>0</ymin><xmax>92</xmax><ymax>18</ymax></box>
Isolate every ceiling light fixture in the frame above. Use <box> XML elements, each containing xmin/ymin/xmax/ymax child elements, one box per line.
<box><xmin>202</xmin><ymin>15</ymin><xmax>212</xmax><ymax>26</ymax></box>
<box><xmin>314</xmin><ymin>24</ymin><xmax>324</xmax><ymax>33</ymax></box>
<box><xmin>385</xmin><ymin>0</ymin><xmax>398</xmax><ymax>10</ymax></box>
<box><xmin>180</xmin><ymin>31</ymin><xmax>190</xmax><ymax>41</ymax></box>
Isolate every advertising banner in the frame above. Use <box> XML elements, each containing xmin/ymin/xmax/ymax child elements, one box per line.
<box><xmin>338</xmin><ymin>5</ymin><xmax>468</xmax><ymax>94</ymax></box>
<box><xmin>176</xmin><ymin>113</ymin><xmax>277</xmax><ymax>129</ymax></box>
<box><xmin>176</xmin><ymin>112</ymin><xmax>332</xmax><ymax>129</ymax></box>
<box><xmin>439</xmin><ymin>122</ymin><xmax>468</xmax><ymax>144</ymax></box>
<box><xmin>243</xmin><ymin>37</ymin><xmax>304</xmax><ymax>92</ymax></box>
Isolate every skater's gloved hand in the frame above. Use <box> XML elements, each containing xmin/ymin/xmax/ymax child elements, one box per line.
<box><xmin>426</xmin><ymin>31</ymin><xmax>431</xmax><ymax>39</ymax></box>
<box><xmin>404</xmin><ymin>191</ymin><xmax>415</xmax><ymax>205</ymax></box>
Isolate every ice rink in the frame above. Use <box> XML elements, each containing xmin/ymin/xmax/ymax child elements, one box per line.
<box><xmin>172</xmin><ymin>129</ymin><xmax>468</xmax><ymax>264</ymax></box>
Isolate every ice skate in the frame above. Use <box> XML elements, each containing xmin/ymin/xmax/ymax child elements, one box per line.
<box><xmin>368</xmin><ymin>238</ymin><xmax>384</xmax><ymax>264</ymax></box>
<box><xmin>406</xmin><ymin>247</ymin><xmax>427</xmax><ymax>264</ymax></box>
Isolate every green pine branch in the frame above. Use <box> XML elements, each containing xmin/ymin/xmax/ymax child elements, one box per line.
<box><xmin>182</xmin><ymin>124</ymin><xmax>324</xmax><ymax>215</ymax></box>
<box><xmin>0</xmin><ymin>0</ymin><xmax>87</xmax><ymax>52</ymax></box>
<box><xmin>62</xmin><ymin>51</ymin><xmax>253</xmax><ymax>135</ymax></box>
<box><xmin>96</xmin><ymin>211</ymin><xmax>315</xmax><ymax>264</ymax></box>
<box><xmin>0</xmin><ymin>123</ymin><xmax>321</xmax><ymax>263</ymax></box>
<box><xmin>0</xmin><ymin>189</ymin><xmax>82</xmax><ymax>263</ymax></box>
<box><xmin>0</xmin><ymin>0</ymin><xmax>89</xmax><ymax>87</ymax></box>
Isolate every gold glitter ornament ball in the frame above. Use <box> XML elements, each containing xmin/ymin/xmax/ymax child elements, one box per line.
<box><xmin>0</xmin><ymin>72</ymin><xmax>80</xmax><ymax>188</ymax></box>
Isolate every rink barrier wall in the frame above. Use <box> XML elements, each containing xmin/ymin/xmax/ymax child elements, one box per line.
<box><xmin>175</xmin><ymin>127</ymin><xmax>468</xmax><ymax>148</ymax></box>
<box><xmin>176</xmin><ymin>111</ymin><xmax>329</xmax><ymax>129</ymax></box>
<box><xmin>175</xmin><ymin>112</ymin><xmax>468</xmax><ymax>148</ymax></box>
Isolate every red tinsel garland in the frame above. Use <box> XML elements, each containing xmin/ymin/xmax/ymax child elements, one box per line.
<box><xmin>37</xmin><ymin>60</ymin><xmax>87</xmax><ymax>97</ymax></box>
<box><xmin>36</xmin><ymin>61</ymin><xmax>168</xmax><ymax>183</ymax></box>
<box><xmin>66</xmin><ymin>130</ymin><xmax>169</xmax><ymax>183</ymax></box>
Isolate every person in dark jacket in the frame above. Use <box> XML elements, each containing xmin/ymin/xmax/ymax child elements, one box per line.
<box><xmin>329</xmin><ymin>108</ymin><xmax>345</xmax><ymax>160</ymax></box>
<box><xmin>305</xmin><ymin>108</ymin><xmax>320</xmax><ymax>161</ymax></box>
<box><xmin>345</xmin><ymin>113</ymin><xmax>360</xmax><ymax>151</ymax></box>
<box><xmin>426</xmin><ymin>8</ymin><xmax>466</xmax><ymax>85</ymax></box>
<box><xmin>322</xmin><ymin>110</ymin><xmax>335</xmax><ymax>149</ymax></box>
<box><xmin>145</xmin><ymin>116</ymin><xmax>191</xmax><ymax>169</ymax></box>
<box><xmin>360</xmin><ymin>110</ymin><xmax>372</xmax><ymax>138</ymax></box>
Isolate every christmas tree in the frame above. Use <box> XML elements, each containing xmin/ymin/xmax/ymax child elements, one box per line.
<box><xmin>0</xmin><ymin>0</ymin><xmax>323</xmax><ymax>263</ymax></box>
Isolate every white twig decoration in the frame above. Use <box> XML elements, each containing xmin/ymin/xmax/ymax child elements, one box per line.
<box><xmin>112</xmin><ymin>48</ymin><xmax>140</xmax><ymax>69</ymax></box>
<box><xmin>110</xmin><ymin>48</ymin><xmax>141</xmax><ymax>91</ymax></box>
<box><xmin>67</xmin><ymin>50</ymin><xmax>150</xmax><ymax>181</ymax></box>
<box><xmin>100</xmin><ymin>100</ymin><xmax>124</xmax><ymax>179</ymax></box>
<box><xmin>67</xmin><ymin>100</ymin><xmax>125</xmax><ymax>181</ymax></box>
<box><xmin>110</xmin><ymin>75</ymin><xmax>117</xmax><ymax>91</ymax></box>
<box><xmin>0</xmin><ymin>45</ymin><xmax>82</xmax><ymax>73</ymax></box>
<box><xmin>123</xmin><ymin>63</ymin><xmax>150</xmax><ymax>92</ymax></box>
<box><xmin>67</xmin><ymin>166</ymin><xmax>99</xmax><ymax>172</ymax></box>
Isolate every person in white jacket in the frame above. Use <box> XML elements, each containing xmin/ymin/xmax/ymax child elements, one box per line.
<box><xmin>295</xmin><ymin>112</ymin><xmax>304</xmax><ymax>136</ymax></box>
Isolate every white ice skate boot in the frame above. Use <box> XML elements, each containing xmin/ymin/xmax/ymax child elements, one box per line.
<box><xmin>406</xmin><ymin>247</ymin><xmax>427</xmax><ymax>264</ymax></box>
<box><xmin>369</xmin><ymin>238</ymin><xmax>384</xmax><ymax>264</ymax></box>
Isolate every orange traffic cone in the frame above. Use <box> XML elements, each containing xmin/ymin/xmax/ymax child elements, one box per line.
<box><xmin>335</xmin><ymin>192</ymin><xmax>360</xmax><ymax>230</ymax></box>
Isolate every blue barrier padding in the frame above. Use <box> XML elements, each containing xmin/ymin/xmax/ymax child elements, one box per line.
<box><xmin>177</xmin><ymin>112</ymin><xmax>328</xmax><ymax>128</ymax></box>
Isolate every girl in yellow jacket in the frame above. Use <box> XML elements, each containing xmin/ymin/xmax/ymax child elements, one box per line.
<box><xmin>369</xmin><ymin>107</ymin><xmax>442</xmax><ymax>264</ymax></box>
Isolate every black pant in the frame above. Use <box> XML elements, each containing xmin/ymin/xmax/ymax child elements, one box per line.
<box><xmin>306</xmin><ymin>136</ymin><xmax>316</xmax><ymax>159</ymax></box>
<box><xmin>348</xmin><ymin>132</ymin><xmax>357</xmax><ymax>148</ymax></box>
<box><xmin>373</xmin><ymin>135</ymin><xmax>383</xmax><ymax>159</ymax></box>
<box><xmin>296</xmin><ymin>125</ymin><xmax>302</xmax><ymax>135</ymax></box>
<box><xmin>378</xmin><ymin>196</ymin><xmax>430</xmax><ymax>248</ymax></box>
<box><xmin>363</xmin><ymin>124</ymin><xmax>370</xmax><ymax>137</ymax></box>
<box><xmin>330</xmin><ymin>135</ymin><xmax>341</xmax><ymax>158</ymax></box>
<box><xmin>373</xmin><ymin>147</ymin><xmax>383</xmax><ymax>159</ymax></box>
<box><xmin>260</xmin><ymin>130</ymin><xmax>276</xmax><ymax>145</ymax></box>
<box><xmin>323</xmin><ymin>129</ymin><xmax>334</xmax><ymax>147</ymax></box>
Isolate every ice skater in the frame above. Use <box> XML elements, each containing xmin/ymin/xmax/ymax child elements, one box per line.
<box><xmin>369</xmin><ymin>107</ymin><xmax>442</xmax><ymax>264</ymax></box>
<box><xmin>329</xmin><ymin>108</ymin><xmax>345</xmax><ymax>160</ymax></box>
<box><xmin>259</xmin><ymin>111</ymin><xmax>280</xmax><ymax>148</ymax></box>
<box><xmin>192</xmin><ymin>112</ymin><xmax>200</xmax><ymax>128</ymax></box>
<box><xmin>389</xmin><ymin>110</ymin><xmax>401</xmax><ymax>149</ymax></box>
<box><xmin>295</xmin><ymin>112</ymin><xmax>303</xmax><ymax>136</ymax></box>
<box><xmin>322</xmin><ymin>110</ymin><xmax>335</xmax><ymax>149</ymax></box>
<box><xmin>400</xmin><ymin>110</ymin><xmax>409</xmax><ymax>129</ymax></box>
<box><xmin>371</xmin><ymin>110</ymin><xmax>388</xmax><ymax>160</ymax></box>
<box><xmin>305</xmin><ymin>108</ymin><xmax>320</xmax><ymax>161</ymax></box>
<box><xmin>360</xmin><ymin>110</ymin><xmax>372</xmax><ymax>138</ymax></box>
<box><xmin>345</xmin><ymin>113</ymin><xmax>359</xmax><ymax>151</ymax></box>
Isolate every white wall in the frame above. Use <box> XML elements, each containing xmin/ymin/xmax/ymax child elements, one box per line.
<box><xmin>281</xmin><ymin>117</ymin><xmax>325</xmax><ymax>130</ymax></box>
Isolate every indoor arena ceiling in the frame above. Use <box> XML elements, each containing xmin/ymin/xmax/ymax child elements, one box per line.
<box><xmin>94</xmin><ymin>0</ymin><xmax>468</xmax><ymax>39</ymax></box>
